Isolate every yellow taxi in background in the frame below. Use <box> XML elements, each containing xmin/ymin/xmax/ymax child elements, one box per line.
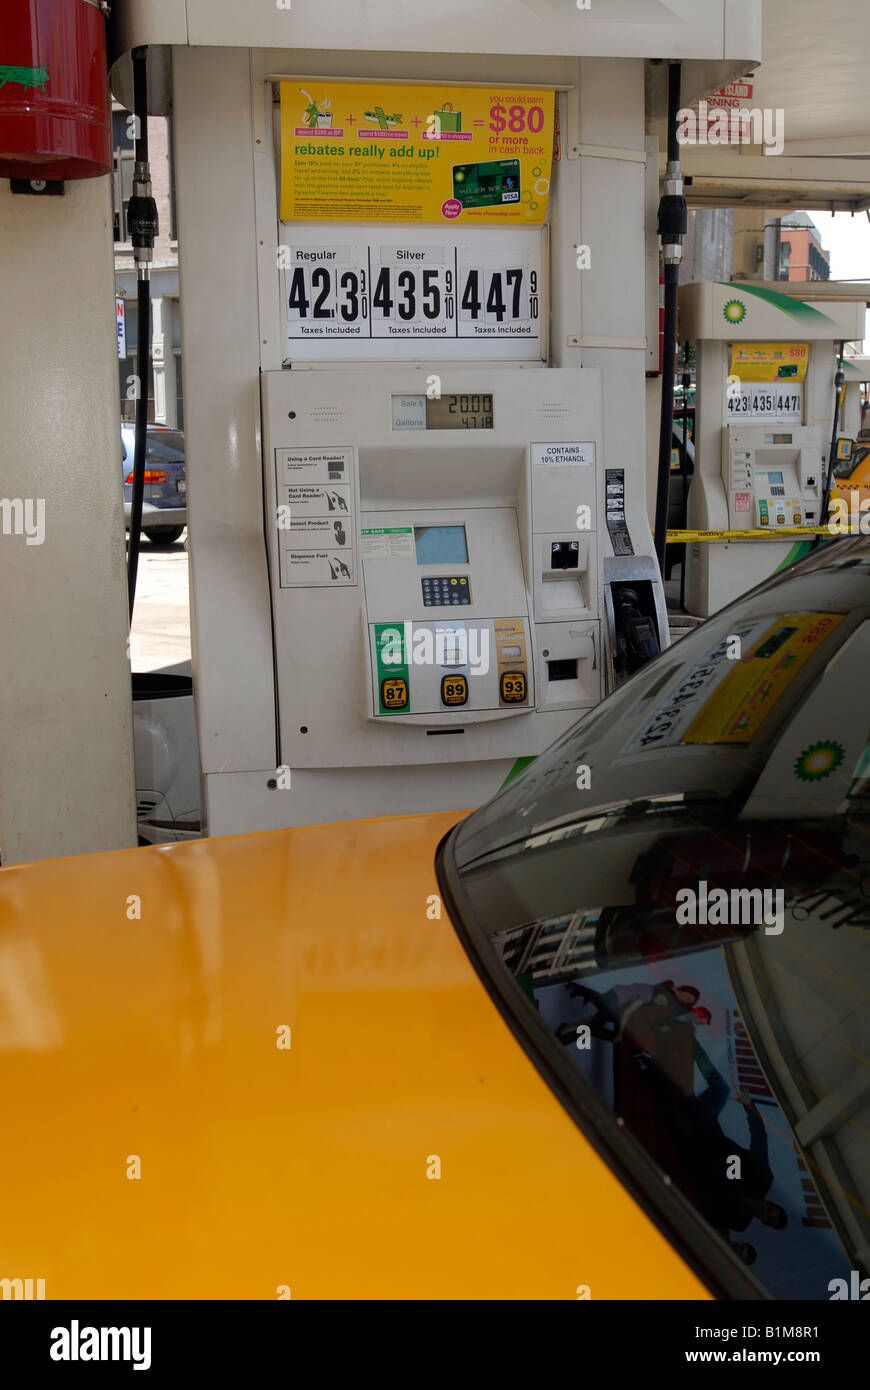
<box><xmin>2</xmin><ymin>538</ymin><xmax>869</xmax><ymax>1301</ymax></box>
<box><xmin>831</xmin><ymin>438</ymin><xmax>870</xmax><ymax>512</ymax></box>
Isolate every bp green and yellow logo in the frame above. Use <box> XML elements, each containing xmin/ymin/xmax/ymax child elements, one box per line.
<box><xmin>723</xmin><ymin>298</ymin><xmax>746</xmax><ymax>325</ymax></box>
<box><xmin>794</xmin><ymin>740</ymin><xmax>844</xmax><ymax>782</ymax></box>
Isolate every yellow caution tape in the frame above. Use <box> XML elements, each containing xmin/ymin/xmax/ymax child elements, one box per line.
<box><xmin>666</xmin><ymin>526</ymin><xmax>832</xmax><ymax>543</ymax></box>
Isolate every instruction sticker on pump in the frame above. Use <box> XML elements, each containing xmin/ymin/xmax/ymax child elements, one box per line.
<box><xmin>277</xmin><ymin>448</ymin><xmax>350</xmax><ymax>485</ymax></box>
<box><xmin>275</xmin><ymin>446</ymin><xmax>356</xmax><ymax>587</ymax></box>
<box><xmin>281</xmin><ymin>484</ymin><xmax>351</xmax><ymax>516</ymax></box>
<box><xmin>281</xmin><ymin>225</ymin><xmax>542</xmax><ymax>359</ymax></box>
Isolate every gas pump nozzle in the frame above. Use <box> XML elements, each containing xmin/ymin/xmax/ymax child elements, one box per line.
<box><xmin>613</xmin><ymin>586</ymin><xmax>660</xmax><ymax>675</ymax></box>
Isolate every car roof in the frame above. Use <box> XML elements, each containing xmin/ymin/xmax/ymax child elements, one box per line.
<box><xmin>0</xmin><ymin>808</ymin><xmax>704</xmax><ymax>1299</ymax></box>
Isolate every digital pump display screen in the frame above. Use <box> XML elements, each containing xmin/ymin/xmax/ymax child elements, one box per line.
<box><xmin>414</xmin><ymin>525</ymin><xmax>468</xmax><ymax>565</ymax></box>
<box><xmin>390</xmin><ymin>393</ymin><xmax>494</xmax><ymax>431</ymax></box>
<box><xmin>427</xmin><ymin>393</ymin><xmax>494</xmax><ymax>430</ymax></box>
<box><xmin>768</xmin><ymin>471</ymin><xmax>784</xmax><ymax>484</ymax></box>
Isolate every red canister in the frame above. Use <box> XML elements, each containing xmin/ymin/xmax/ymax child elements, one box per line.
<box><xmin>0</xmin><ymin>0</ymin><xmax>112</xmax><ymax>180</ymax></box>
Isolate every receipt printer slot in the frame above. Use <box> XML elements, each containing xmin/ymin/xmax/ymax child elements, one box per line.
<box><xmin>547</xmin><ymin>658</ymin><xmax>578</xmax><ymax>681</ymax></box>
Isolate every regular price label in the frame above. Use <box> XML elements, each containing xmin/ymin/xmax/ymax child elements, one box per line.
<box><xmin>282</xmin><ymin>225</ymin><xmax>543</xmax><ymax>359</ymax></box>
<box><xmin>727</xmin><ymin>386</ymin><xmax>802</xmax><ymax>420</ymax></box>
<box><xmin>284</xmin><ymin>246</ymin><xmax>368</xmax><ymax>342</ymax></box>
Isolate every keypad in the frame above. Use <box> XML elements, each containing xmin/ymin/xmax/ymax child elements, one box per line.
<box><xmin>421</xmin><ymin>576</ymin><xmax>471</xmax><ymax>607</ymax></box>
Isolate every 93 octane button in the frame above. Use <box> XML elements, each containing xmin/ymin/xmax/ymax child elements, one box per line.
<box><xmin>500</xmin><ymin>671</ymin><xmax>527</xmax><ymax>703</ymax></box>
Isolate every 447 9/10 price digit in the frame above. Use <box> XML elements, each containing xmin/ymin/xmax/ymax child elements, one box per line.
<box><xmin>461</xmin><ymin>268</ymin><xmax>538</xmax><ymax>321</ymax></box>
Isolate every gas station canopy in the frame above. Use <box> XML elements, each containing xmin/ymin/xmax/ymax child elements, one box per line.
<box><xmin>112</xmin><ymin>0</ymin><xmax>760</xmax><ymax>65</ymax></box>
<box><xmin>668</xmin><ymin>150</ymin><xmax>870</xmax><ymax>213</ymax></box>
<box><xmin>650</xmin><ymin>0</ymin><xmax>870</xmax><ymax>210</ymax></box>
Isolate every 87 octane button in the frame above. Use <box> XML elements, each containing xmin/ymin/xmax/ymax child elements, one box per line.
<box><xmin>381</xmin><ymin>677</ymin><xmax>409</xmax><ymax>712</ymax></box>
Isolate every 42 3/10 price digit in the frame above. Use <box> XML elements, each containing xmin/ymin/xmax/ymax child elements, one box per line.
<box><xmin>287</xmin><ymin>267</ymin><xmax>368</xmax><ymax>322</ymax></box>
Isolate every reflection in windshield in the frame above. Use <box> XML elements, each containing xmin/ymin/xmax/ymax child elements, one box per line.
<box><xmin>443</xmin><ymin>541</ymin><xmax>870</xmax><ymax>1299</ymax></box>
<box><xmin>833</xmin><ymin>444</ymin><xmax>869</xmax><ymax>481</ymax></box>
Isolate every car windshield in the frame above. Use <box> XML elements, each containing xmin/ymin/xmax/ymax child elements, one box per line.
<box><xmin>440</xmin><ymin>537</ymin><xmax>870</xmax><ymax>1300</ymax></box>
<box><xmin>833</xmin><ymin>444</ymin><xmax>870</xmax><ymax>481</ymax></box>
<box><xmin>146</xmin><ymin>430</ymin><xmax>185</xmax><ymax>464</ymax></box>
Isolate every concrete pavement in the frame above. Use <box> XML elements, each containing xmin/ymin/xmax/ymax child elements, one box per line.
<box><xmin>129</xmin><ymin>531</ymin><xmax>192</xmax><ymax>674</ymax></box>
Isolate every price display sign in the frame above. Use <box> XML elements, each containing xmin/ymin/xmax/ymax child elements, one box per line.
<box><xmin>282</xmin><ymin>225</ymin><xmax>543</xmax><ymax>360</ymax></box>
<box><xmin>726</xmin><ymin>386</ymin><xmax>802</xmax><ymax>421</ymax></box>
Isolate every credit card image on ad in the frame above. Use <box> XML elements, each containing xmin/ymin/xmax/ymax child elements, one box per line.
<box><xmin>452</xmin><ymin>159</ymin><xmax>521</xmax><ymax>209</ymax></box>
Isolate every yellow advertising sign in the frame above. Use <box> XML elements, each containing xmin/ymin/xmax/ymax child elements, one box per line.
<box><xmin>280</xmin><ymin>81</ymin><xmax>554</xmax><ymax>225</ymax></box>
<box><xmin>683</xmin><ymin>612</ymin><xmax>845</xmax><ymax>744</ymax></box>
<box><xmin>729</xmin><ymin>342</ymin><xmax>809</xmax><ymax>382</ymax></box>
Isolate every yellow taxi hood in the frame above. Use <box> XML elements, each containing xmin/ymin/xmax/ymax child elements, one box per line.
<box><xmin>0</xmin><ymin>812</ymin><xmax>707</xmax><ymax>1299</ymax></box>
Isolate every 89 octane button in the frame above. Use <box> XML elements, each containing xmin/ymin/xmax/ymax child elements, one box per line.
<box><xmin>441</xmin><ymin>674</ymin><xmax>468</xmax><ymax>707</ymax></box>
<box><xmin>381</xmin><ymin>677</ymin><xmax>409</xmax><ymax>711</ymax></box>
<box><xmin>500</xmin><ymin>671</ymin><xmax>527</xmax><ymax>704</ymax></box>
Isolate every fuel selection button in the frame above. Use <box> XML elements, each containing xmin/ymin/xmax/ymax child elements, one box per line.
<box><xmin>441</xmin><ymin>674</ymin><xmax>468</xmax><ymax>707</ymax></box>
<box><xmin>500</xmin><ymin>671</ymin><xmax>527</xmax><ymax>704</ymax></box>
<box><xmin>380</xmin><ymin>676</ymin><xmax>409</xmax><ymax>711</ymax></box>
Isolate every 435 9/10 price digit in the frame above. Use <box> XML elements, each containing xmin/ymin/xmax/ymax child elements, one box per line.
<box><xmin>372</xmin><ymin>267</ymin><xmax>451</xmax><ymax>321</ymax></box>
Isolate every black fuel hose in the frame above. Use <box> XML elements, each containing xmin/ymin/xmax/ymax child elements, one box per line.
<box><xmin>127</xmin><ymin>276</ymin><xmax>150</xmax><ymax>616</ymax></box>
<box><xmin>653</xmin><ymin>61</ymin><xmax>687</xmax><ymax>573</ymax></box>
<box><xmin>126</xmin><ymin>47</ymin><xmax>158</xmax><ymax>617</ymax></box>
<box><xmin>813</xmin><ymin>341</ymin><xmax>845</xmax><ymax>552</ymax></box>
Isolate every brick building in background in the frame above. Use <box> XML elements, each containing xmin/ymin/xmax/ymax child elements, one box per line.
<box><xmin>774</xmin><ymin>211</ymin><xmax>831</xmax><ymax>283</ymax></box>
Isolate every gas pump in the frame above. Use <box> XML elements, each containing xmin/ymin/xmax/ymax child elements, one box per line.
<box><xmin>829</xmin><ymin>357</ymin><xmax>870</xmax><ymax>515</ymax></box>
<box><xmin>261</xmin><ymin>364</ymin><xmax>616</xmax><ymax>778</ymax></box>
<box><xmin>257</xmin><ymin>110</ymin><xmax>667</xmax><ymax>824</ymax></box>
<box><xmin>105</xmin><ymin>7</ymin><xmax>762</xmax><ymax>837</ymax></box>
<box><xmin>680</xmin><ymin>282</ymin><xmax>865</xmax><ymax>617</ymax></box>
<box><xmin>841</xmin><ymin>355</ymin><xmax>870</xmax><ymax>441</ymax></box>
